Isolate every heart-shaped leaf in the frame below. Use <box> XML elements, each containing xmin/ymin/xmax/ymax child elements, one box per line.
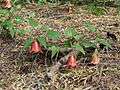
<box><xmin>24</xmin><ymin>37</ymin><xmax>33</xmax><ymax>49</ymax></box>
<box><xmin>64</xmin><ymin>27</ymin><xmax>77</xmax><ymax>37</ymax></box>
<box><xmin>37</xmin><ymin>35</ymin><xmax>47</xmax><ymax>48</ymax></box>
<box><xmin>27</xmin><ymin>18</ymin><xmax>39</xmax><ymax>28</ymax></box>
<box><xmin>72</xmin><ymin>44</ymin><xmax>85</xmax><ymax>55</ymax></box>
<box><xmin>49</xmin><ymin>46</ymin><xmax>60</xmax><ymax>58</ymax></box>
<box><xmin>84</xmin><ymin>20</ymin><xmax>97</xmax><ymax>32</ymax></box>
<box><xmin>16</xmin><ymin>29</ymin><xmax>26</xmax><ymax>36</ymax></box>
<box><xmin>2</xmin><ymin>20</ymin><xmax>15</xmax><ymax>38</ymax></box>
<box><xmin>47</xmin><ymin>30</ymin><xmax>61</xmax><ymax>40</ymax></box>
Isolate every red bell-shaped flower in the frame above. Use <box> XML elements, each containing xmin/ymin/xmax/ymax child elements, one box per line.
<box><xmin>66</xmin><ymin>55</ymin><xmax>77</xmax><ymax>68</ymax></box>
<box><xmin>3</xmin><ymin>0</ymin><xmax>12</xmax><ymax>8</ymax></box>
<box><xmin>30</xmin><ymin>40</ymin><xmax>43</xmax><ymax>54</ymax></box>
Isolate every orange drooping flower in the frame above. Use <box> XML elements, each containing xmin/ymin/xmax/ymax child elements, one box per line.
<box><xmin>3</xmin><ymin>0</ymin><xmax>12</xmax><ymax>8</ymax></box>
<box><xmin>66</xmin><ymin>55</ymin><xmax>77</xmax><ymax>68</ymax></box>
<box><xmin>30</xmin><ymin>40</ymin><xmax>43</xmax><ymax>54</ymax></box>
<box><xmin>91</xmin><ymin>49</ymin><xmax>100</xmax><ymax>65</ymax></box>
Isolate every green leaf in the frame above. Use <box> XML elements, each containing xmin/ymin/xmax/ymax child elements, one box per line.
<box><xmin>0</xmin><ymin>9</ymin><xmax>9</xmax><ymax>16</ymax></box>
<box><xmin>81</xmin><ymin>40</ymin><xmax>96</xmax><ymax>48</ymax></box>
<box><xmin>73</xmin><ymin>34</ymin><xmax>81</xmax><ymax>41</ymax></box>
<box><xmin>64</xmin><ymin>40</ymin><xmax>71</xmax><ymax>47</ymax></box>
<box><xmin>15</xmin><ymin>16</ymin><xmax>23</xmax><ymax>24</ymax></box>
<box><xmin>84</xmin><ymin>20</ymin><xmax>97</xmax><ymax>32</ymax></box>
<box><xmin>72</xmin><ymin>44</ymin><xmax>85</xmax><ymax>55</ymax></box>
<box><xmin>41</xmin><ymin>25</ymin><xmax>51</xmax><ymax>32</ymax></box>
<box><xmin>96</xmin><ymin>38</ymin><xmax>112</xmax><ymax>48</ymax></box>
<box><xmin>16</xmin><ymin>29</ymin><xmax>26</xmax><ymax>36</ymax></box>
<box><xmin>29</xmin><ymin>12</ymin><xmax>36</xmax><ymax>18</ymax></box>
<box><xmin>26</xmin><ymin>29</ymin><xmax>32</xmax><ymax>33</ymax></box>
<box><xmin>10</xmin><ymin>28</ymin><xmax>16</xmax><ymax>38</ymax></box>
<box><xmin>47</xmin><ymin>30</ymin><xmax>61</xmax><ymax>40</ymax></box>
<box><xmin>10</xmin><ymin>7</ymin><xmax>17</xmax><ymax>14</ymax></box>
<box><xmin>24</xmin><ymin>37</ymin><xmax>33</xmax><ymax>49</ymax></box>
<box><xmin>64</xmin><ymin>27</ymin><xmax>77</xmax><ymax>37</ymax></box>
<box><xmin>49</xmin><ymin>46</ymin><xmax>60</xmax><ymax>58</ymax></box>
<box><xmin>2</xmin><ymin>20</ymin><xmax>13</xmax><ymax>30</ymax></box>
<box><xmin>37</xmin><ymin>35</ymin><xmax>47</xmax><ymax>48</ymax></box>
<box><xmin>2</xmin><ymin>20</ymin><xmax>15</xmax><ymax>38</ymax></box>
<box><xmin>27</xmin><ymin>18</ymin><xmax>39</xmax><ymax>28</ymax></box>
<box><xmin>87</xmin><ymin>3</ymin><xmax>106</xmax><ymax>16</ymax></box>
<box><xmin>12</xmin><ymin>0</ymin><xmax>20</xmax><ymax>4</ymax></box>
<box><xmin>38</xmin><ymin>0</ymin><xmax>45</xmax><ymax>5</ymax></box>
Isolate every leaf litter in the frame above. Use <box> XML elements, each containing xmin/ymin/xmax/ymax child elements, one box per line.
<box><xmin>0</xmin><ymin>4</ymin><xmax>120</xmax><ymax>90</ymax></box>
